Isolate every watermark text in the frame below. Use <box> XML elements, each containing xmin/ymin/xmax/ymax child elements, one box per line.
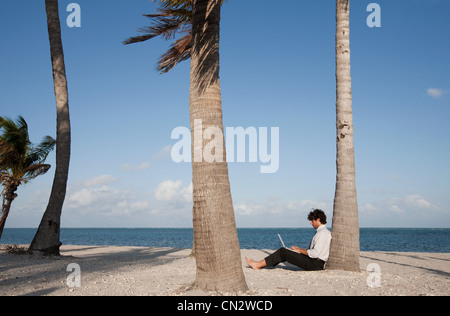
<box><xmin>171</xmin><ymin>120</ymin><xmax>280</xmax><ymax>174</ymax></box>
<box><xmin>66</xmin><ymin>263</ymin><xmax>81</xmax><ymax>288</ymax></box>
<box><xmin>66</xmin><ymin>3</ymin><xmax>81</xmax><ymax>28</ymax></box>
<box><xmin>367</xmin><ymin>3</ymin><xmax>381</xmax><ymax>28</ymax></box>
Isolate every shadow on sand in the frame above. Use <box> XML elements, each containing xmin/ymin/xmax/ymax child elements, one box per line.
<box><xmin>0</xmin><ymin>245</ymin><xmax>186</xmax><ymax>296</ymax></box>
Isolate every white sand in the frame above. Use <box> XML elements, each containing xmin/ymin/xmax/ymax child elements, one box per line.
<box><xmin>0</xmin><ymin>245</ymin><xmax>449</xmax><ymax>296</ymax></box>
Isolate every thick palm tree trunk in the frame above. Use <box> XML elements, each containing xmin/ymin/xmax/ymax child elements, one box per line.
<box><xmin>189</xmin><ymin>0</ymin><xmax>248</xmax><ymax>292</ymax></box>
<box><xmin>29</xmin><ymin>0</ymin><xmax>71</xmax><ymax>255</ymax></box>
<box><xmin>0</xmin><ymin>185</ymin><xmax>18</xmax><ymax>240</ymax></box>
<box><xmin>327</xmin><ymin>0</ymin><xmax>360</xmax><ymax>271</ymax></box>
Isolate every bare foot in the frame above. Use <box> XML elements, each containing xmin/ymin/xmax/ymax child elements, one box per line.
<box><xmin>245</xmin><ymin>257</ymin><xmax>265</xmax><ymax>270</ymax></box>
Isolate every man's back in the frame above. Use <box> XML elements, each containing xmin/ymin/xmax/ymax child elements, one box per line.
<box><xmin>307</xmin><ymin>225</ymin><xmax>332</xmax><ymax>262</ymax></box>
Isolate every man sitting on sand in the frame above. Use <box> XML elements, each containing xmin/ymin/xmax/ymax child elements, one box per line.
<box><xmin>246</xmin><ymin>209</ymin><xmax>332</xmax><ymax>271</ymax></box>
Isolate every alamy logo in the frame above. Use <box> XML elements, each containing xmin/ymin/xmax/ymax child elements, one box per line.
<box><xmin>171</xmin><ymin>120</ymin><xmax>280</xmax><ymax>174</ymax></box>
<box><xmin>66</xmin><ymin>263</ymin><xmax>81</xmax><ymax>288</ymax></box>
<box><xmin>66</xmin><ymin>3</ymin><xmax>81</xmax><ymax>28</ymax></box>
<box><xmin>367</xmin><ymin>3</ymin><xmax>381</xmax><ymax>28</ymax></box>
<box><xmin>366</xmin><ymin>263</ymin><xmax>381</xmax><ymax>288</ymax></box>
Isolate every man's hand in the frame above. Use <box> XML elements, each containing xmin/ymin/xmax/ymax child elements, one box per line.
<box><xmin>290</xmin><ymin>246</ymin><xmax>308</xmax><ymax>255</ymax></box>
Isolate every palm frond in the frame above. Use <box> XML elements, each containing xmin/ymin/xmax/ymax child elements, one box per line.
<box><xmin>158</xmin><ymin>33</ymin><xmax>192</xmax><ymax>73</ymax></box>
<box><xmin>125</xmin><ymin>0</ymin><xmax>225</xmax><ymax>73</ymax></box>
<box><xmin>145</xmin><ymin>8</ymin><xmax>192</xmax><ymax>25</ymax></box>
<box><xmin>0</xmin><ymin>140</ymin><xmax>14</xmax><ymax>156</ymax></box>
<box><xmin>1</xmin><ymin>116</ymin><xmax>54</xmax><ymax>186</ymax></box>
<box><xmin>27</xmin><ymin>136</ymin><xmax>56</xmax><ymax>165</ymax></box>
<box><xmin>125</xmin><ymin>0</ymin><xmax>193</xmax><ymax>73</ymax></box>
<box><xmin>0</xmin><ymin>116</ymin><xmax>31</xmax><ymax>157</ymax></box>
<box><xmin>123</xmin><ymin>8</ymin><xmax>191</xmax><ymax>45</ymax></box>
<box><xmin>158</xmin><ymin>0</ymin><xmax>193</xmax><ymax>10</ymax></box>
<box><xmin>0</xmin><ymin>141</ymin><xmax>22</xmax><ymax>171</ymax></box>
<box><xmin>21</xmin><ymin>164</ymin><xmax>51</xmax><ymax>183</ymax></box>
<box><xmin>157</xmin><ymin>0</ymin><xmax>225</xmax><ymax>9</ymax></box>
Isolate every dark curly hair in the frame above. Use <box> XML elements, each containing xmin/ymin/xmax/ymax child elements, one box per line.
<box><xmin>307</xmin><ymin>209</ymin><xmax>327</xmax><ymax>225</ymax></box>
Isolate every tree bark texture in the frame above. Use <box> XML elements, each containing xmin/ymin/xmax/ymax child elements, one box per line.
<box><xmin>29</xmin><ymin>0</ymin><xmax>71</xmax><ymax>256</ymax></box>
<box><xmin>0</xmin><ymin>184</ymin><xmax>18</xmax><ymax>240</ymax></box>
<box><xmin>327</xmin><ymin>0</ymin><xmax>361</xmax><ymax>271</ymax></box>
<box><xmin>189</xmin><ymin>0</ymin><xmax>248</xmax><ymax>292</ymax></box>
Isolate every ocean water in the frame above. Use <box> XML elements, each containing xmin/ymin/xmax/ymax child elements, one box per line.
<box><xmin>1</xmin><ymin>228</ymin><xmax>449</xmax><ymax>253</ymax></box>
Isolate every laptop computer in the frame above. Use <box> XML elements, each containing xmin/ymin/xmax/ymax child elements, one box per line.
<box><xmin>278</xmin><ymin>234</ymin><xmax>299</xmax><ymax>253</ymax></box>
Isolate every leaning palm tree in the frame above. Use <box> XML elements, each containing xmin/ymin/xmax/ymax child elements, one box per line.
<box><xmin>188</xmin><ymin>0</ymin><xmax>247</xmax><ymax>292</ymax></box>
<box><xmin>0</xmin><ymin>116</ymin><xmax>55</xmax><ymax>240</ymax></box>
<box><xmin>29</xmin><ymin>0</ymin><xmax>71</xmax><ymax>256</ymax></box>
<box><xmin>125</xmin><ymin>0</ymin><xmax>247</xmax><ymax>292</ymax></box>
<box><xmin>327</xmin><ymin>0</ymin><xmax>360</xmax><ymax>271</ymax></box>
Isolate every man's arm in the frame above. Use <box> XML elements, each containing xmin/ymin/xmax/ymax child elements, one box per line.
<box><xmin>290</xmin><ymin>246</ymin><xmax>308</xmax><ymax>255</ymax></box>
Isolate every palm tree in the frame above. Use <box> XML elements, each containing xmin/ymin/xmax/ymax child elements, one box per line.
<box><xmin>29</xmin><ymin>0</ymin><xmax>71</xmax><ymax>256</ymax></box>
<box><xmin>327</xmin><ymin>0</ymin><xmax>360</xmax><ymax>271</ymax></box>
<box><xmin>0</xmin><ymin>116</ymin><xmax>55</xmax><ymax>240</ymax></box>
<box><xmin>189</xmin><ymin>0</ymin><xmax>247</xmax><ymax>292</ymax></box>
<box><xmin>125</xmin><ymin>0</ymin><xmax>247</xmax><ymax>292</ymax></box>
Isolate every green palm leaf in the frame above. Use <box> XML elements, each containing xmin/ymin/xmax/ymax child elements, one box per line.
<box><xmin>26</xmin><ymin>136</ymin><xmax>56</xmax><ymax>166</ymax></box>
<box><xmin>0</xmin><ymin>116</ymin><xmax>54</xmax><ymax>185</ymax></box>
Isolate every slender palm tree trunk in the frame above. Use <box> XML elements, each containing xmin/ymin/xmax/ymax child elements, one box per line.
<box><xmin>29</xmin><ymin>0</ymin><xmax>71</xmax><ymax>255</ymax></box>
<box><xmin>189</xmin><ymin>0</ymin><xmax>248</xmax><ymax>292</ymax></box>
<box><xmin>327</xmin><ymin>0</ymin><xmax>360</xmax><ymax>271</ymax></box>
<box><xmin>0</xmin><ymin>185</ymin><xmax>18</xmax><ymax>240</ymax></box>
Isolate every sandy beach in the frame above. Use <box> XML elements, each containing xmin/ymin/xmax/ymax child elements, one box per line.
<box><xmin>0</xmin><ymin>245</ymin><xmax>449</xmax><ymax>296</ymax></box>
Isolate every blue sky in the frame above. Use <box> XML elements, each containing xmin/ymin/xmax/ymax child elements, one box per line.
<box><xmin>1</xmin><ymin>0</ymin><xmax>449</xmax><ymax>228</ymax></box>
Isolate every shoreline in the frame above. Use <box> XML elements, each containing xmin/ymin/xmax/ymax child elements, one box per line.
<box><xmin>2</xmin><ymin>227</ymin><xmax>449</xmax><ymax>254</ymax></box>
<box><xmin>1</xmin><ymin>245</ymin><xmax>449</xmax><ymax>296</ymax></box>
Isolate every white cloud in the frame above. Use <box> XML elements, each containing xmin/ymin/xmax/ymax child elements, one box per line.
<box><xmin>234</xmin><ymin>195</ymin><xmax>448</xmax><ymax>228</ymax></box>
<box><xmin>130</xmin><ymin>201</ymin><xmax>150</xmax><ymax>210</ymax></box>
<box><xmin>9</xmin><ymin>175</ymin><xmax>449</xmax><ymax>228</ymax></box>
<box><xmin>121</xmin><ymin>162</ymin><xmax>151</xmax><ymax>172</ymax></box>
<box><xmin>63</xmin><ymin>177</ymin><xmax>193</xmax><ymax>226</ymax></box>
<box><xmin>404</xmin><ymin>194</ymin><xmax>432</xmax><ymax>209</ymax></box>
<box><xmin>360</xmin><ymin>195</ymin><xmax>440</xmax><ymax>213</ymax></box>
<box><xmin>234</xmin><ymin>202</ymin><xmax>265</xmax><ymax>216</ymax></box>
<box><xmin>359</xmin><ymin>194</ymin><xmax>447</xmax><ymax>227</ymax></box>
<box><xmin>180</xmin><ymin>182</ymin><xmax>193</xmax><ymax>202</ymax></box>
<box><xmin>154</xmin><ymin>180</ymin><xmax>192</xmax><ymax>203</ymax></box>
<box><xmin>69</xmin><ymin>188</ymin><xmax>96</xmax><ymax>207</ymax></box>
<box><xmin>68</xmin><ymin>185</ymin><xmax>124</xmax><ymax>210</ymax></box>
<box><xmin>154</xmin><ymin>180</ymin><xmax>182</xmax><ymax>201</ymax></box>
<box><xmin>427</xmin><ymin>88</ymin><xmax>447</xmax><ymax>98</ymax></box>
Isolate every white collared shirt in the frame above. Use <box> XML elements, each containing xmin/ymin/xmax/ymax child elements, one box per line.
<box><xmin>307</xmin><ymin>225</ymin><xmax>332</xmax><ymax>262</ymax></box>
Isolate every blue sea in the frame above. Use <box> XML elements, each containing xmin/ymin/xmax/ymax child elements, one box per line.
<box><xmin>1</xmin><ymin>228</ymin><xmax>449</xmax><ymax>253</ymax></box>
